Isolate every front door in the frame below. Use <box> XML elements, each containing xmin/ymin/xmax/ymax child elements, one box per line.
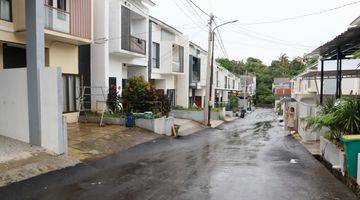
<box><xmin>195</xmin><ymin>96</ymin><xmax>202</xmax><ymax>108</ymax></box>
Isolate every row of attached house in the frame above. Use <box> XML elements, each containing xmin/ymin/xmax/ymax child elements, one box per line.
<box><xmin>91</xmin><ymin>0</ymin><xmax>250</xmax><ymax>111</ymax></box>
<box><xmin>0</xmin><ymin>0</ymin><xmax>253</xmax><ymax>155</ymax></box>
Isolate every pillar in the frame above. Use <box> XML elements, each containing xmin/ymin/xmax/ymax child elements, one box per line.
<box><xmin>26</xmin><ymin>0</ymin><xmax>45</xmax><ymax>146</ymax></box>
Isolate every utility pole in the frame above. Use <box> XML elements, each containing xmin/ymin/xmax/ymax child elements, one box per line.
<box><xmin>204</xmin><ymin>13</ymin><xmax>214</xmax><ymax>126</ymax></box>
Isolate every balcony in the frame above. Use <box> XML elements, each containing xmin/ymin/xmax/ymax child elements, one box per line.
<box><xmin>172</xmin><ymin>45</ymin><xmax>184</xmax><ymax>73</ymax></box>
<box><xmin>172</xmin><ymin>60</ymin><xmax>182</xmax><ymax>73</ymax></box>
<box><xmin>129</xmin><ymin>35</ymin><xmax>146</xmax><ymax>55</ymax></box>
<box><xmin>44</xmin><ymin>5</ymin><xmax>70</xmax><ymax>33</ymax></box>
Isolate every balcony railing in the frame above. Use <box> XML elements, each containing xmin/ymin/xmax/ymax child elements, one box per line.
<box><xmin>191</xmin><ymin>71</ymin><xmax>200</xmax><ymax>82</ymax></box>
<box><xmin>44</xmin><ymin>4</ymin><xmax>70</xmax><ymax>33</ymax></box>
<box><xmin>129</xmin><ymin>35</ymin><xmax>146</xmax><ymax>55</ymax></box>
<box><xmin>172</xmin><ymin>60</ymin><xmax>184</xmax><ymax>73</ymax></box>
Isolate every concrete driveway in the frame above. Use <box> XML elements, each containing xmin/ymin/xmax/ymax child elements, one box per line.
<box><xmin>0</xmin><ymin>109</ymin><xmax>357</xmax><ymax>199</ymax></box>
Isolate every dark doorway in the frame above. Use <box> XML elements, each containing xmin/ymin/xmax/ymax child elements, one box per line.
<box><xmin>78</xmin><ymin>45</ymin><xmax>91</xmax><ymax>110</ymax></box>
<box><xmin>109</xmin><ymin>77</ymin><xmax>117</xmax><ymax>91</ymax></box>
<box><xmin>3</xmin><ymin>43</ymin><xmax>27</xmax><ymax>69</ymax></box>
<box><xmin>195</xmin><ymin>96</ymin><xmax>202</xmax><ymax>108</ymax></box>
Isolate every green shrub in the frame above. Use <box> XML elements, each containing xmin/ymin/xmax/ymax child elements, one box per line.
<box><xmin>122</xmin><ymin>76</ymin><xmax>170</xmax><ymax>116</ymax></box>
<box><xmin>304</xmin><ymin>97</ymin><xmax>360</xmax><ymax>142</ymax></box>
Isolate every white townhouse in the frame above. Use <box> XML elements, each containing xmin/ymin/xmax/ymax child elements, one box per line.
<box><xmin>214</xmin><ymin>64</ymin><xmax>239</xmax><ymax>105</ymax></box>
<box><xmin>91</xmin><ymin>0</ymin><xmax>155</xmax><ymax>110</ymax></box>
<box><xmin>148</xmin><ymin>17</ymin><xmax>190</xmax><ymax>108</ymax></box>
<box><xmin>189</xmin><ymin>42</ymin><xmax>208</xmax><ymax>108</ymax></box>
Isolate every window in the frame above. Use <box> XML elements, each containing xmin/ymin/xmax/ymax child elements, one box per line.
<box><xmin>225</xmin><ymin>76</ymin><xmax>228</xmax><ymax>88</ymax></box>
<box><xmin>152</xmin><ymin>42</ymin><xmax>160</xmax><ymax>68</ymax></box>
<box><xmin>63</xmin><ymin>75</ymin><xmax>80</xmax><ymax>113</ymax></box>
<box><xmin>233</xmin><ymin>80</ymin><xmax>235</xmax><ymax>89</ymax></box>
<box><xmin>45</xmin><ymin>0</ymin><xmax>53</xmax><ymax>6</ymax></box>
<box><xmin>0</xmin><ymin>0</ymin><xmax>12</xmax><ymax>22</ymax></box>
<box><xmin>3</xmin><ymin>43</ymin><xmax>26</xmax><ymax>68</ymax></box>
<box><xmin>57</xmin><ymin>0</ymin><xmax>66</xmax><ymax>11</ymax></box>
<box><xmin>179</xmin><ymin>46</ymin><xmax>184</xmax><ymax>72</ymax></box>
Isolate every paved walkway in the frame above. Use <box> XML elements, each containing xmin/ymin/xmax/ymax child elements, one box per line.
<box><xmin>0</xmin><ymin>109</ymin><xmax>357</xmax><ymax>199</ymax></box>
<box><xmin>0</xmin><ymin>136</ymin><xmax>78</xmax><ymax>187</ymax></box>
<box><xmin>68</xmin><ymin>123</ymin><xmax>162</xmax><ymax>161</ymax></box>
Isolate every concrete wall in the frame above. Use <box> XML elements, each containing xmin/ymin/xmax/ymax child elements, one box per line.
<box><xmin>49</xmin><ymin>42</ymin><xmax>78</xmax><ymax>74</ymax></box>
<box><xmin>136</xmin><ymin>117</ymin><xmax>174</xmax><ymax>136</ymax></box>
<box><xmin>0</xmin><ymin>68</ymin><xmax>66</xmax><ymax>154</ymax></box>
<box><xmin>320</xmin><ymin>136</ymin><xmax>346</xmax><ymax>174</ymax></box>
<box><xmin>169</xmin><ymin>109</ymin><xmax>222</xmax><ymax>123</ymax></box>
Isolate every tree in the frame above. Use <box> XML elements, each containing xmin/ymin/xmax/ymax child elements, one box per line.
<box><xmin>217</xmin><ymin>54</ymin><xmax>306</xmax><ymax>106</ymax></box>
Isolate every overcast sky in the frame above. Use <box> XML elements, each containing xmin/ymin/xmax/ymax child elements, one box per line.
<box><xmin>150</xmin><ymin>0</ymin><xmax>360</xmax><ymax>64</ymax></box>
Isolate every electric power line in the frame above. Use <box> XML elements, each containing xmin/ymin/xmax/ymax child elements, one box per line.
<box><xmin>237</xmin><ymin>1</ymin><xmax>360</xmax><ymax>25</ymax></box>
<box><xmin>187</xmin><ymin>0</ymin><xmax>211</xmax><ymax>17</ymax></box>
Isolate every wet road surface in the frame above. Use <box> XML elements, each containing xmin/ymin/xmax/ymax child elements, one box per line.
<box><xmin>0</xmin><ymin>109</ymin><xmax>358</xmax><ymax>200</ymax></box>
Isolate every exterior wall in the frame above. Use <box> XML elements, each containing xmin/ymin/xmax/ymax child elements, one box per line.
<box><xmin>49</xmin><ymin>42</ymin><xmax>78</xmax><ymax>74</ymax></box>
<box><xmin>109</xmin><ymin>0</ymin><xmax>149</xmax><ymax>58</ymax></box>
<box><xmin>0</xmin><ymin>68</ymin><xmax>66</xmax><ymax>154</ymax></box>
<box><xmin>149</xmin><ymin>19</ymin><xmax>189</xmax><ymax>107</ymax></box>
<box><xmin>91</xmin><ymin>0</ymin><xmax>110</xmax><ymax>110</ymax></box>
<box><xmin>109</xmin><ymin>54</ymin><xmax>123</xmax><ymax>90</ymax></box>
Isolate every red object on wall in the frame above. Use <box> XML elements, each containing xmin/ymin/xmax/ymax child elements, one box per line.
<box><xmin>195</xmin><ymin>96</ymin><xmax>202</xmax><ymax>108</ymax></box>
<box><xmin>275</xmin><ymin>88</ymin><xmax>291</xmax><ymax>95</ymax></box>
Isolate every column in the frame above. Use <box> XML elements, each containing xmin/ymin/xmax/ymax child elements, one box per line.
<box><xmin>26</xmin><ymin>0</ymin><xmax>45</xmax><ymax>146</ymax></box>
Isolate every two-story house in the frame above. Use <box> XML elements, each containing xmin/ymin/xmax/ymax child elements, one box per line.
<box><xmin>148</xmin><ymin>16</ymin><xmax>189</xmax><ymax>107</ymax></box>
<box><xmin>189</xmin><ymin>42</ymin><xmax>207</xmax><ymax>108</ymax></box>
<box><xmin>91</xmin><ymin>0</ymin><xmax>154</xmax><ymax>110</ymax></box>
<box><xmin>0</xmin><ymin>0</ymin><xmax>92</xmax><ymax>123</ymax></box>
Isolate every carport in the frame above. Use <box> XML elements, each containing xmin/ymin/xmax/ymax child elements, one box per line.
<box><xmin>311</xmin><ymin>24</ymin><xmax>360</xmax><ymax>104</ymax></box>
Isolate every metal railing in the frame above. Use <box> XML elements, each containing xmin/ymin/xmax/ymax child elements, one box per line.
<box><xmin>129</xmin><ymin>35</ymin><xmax>146</xmax><ymax>55</ymax></box>
<box><xmin>44</xmin><ymin>4</ymin><xmax>70</xmax><ymax>33</ymax></box>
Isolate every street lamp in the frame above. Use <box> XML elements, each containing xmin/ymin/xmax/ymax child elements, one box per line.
<box><xmin>207</xmin><ymin>20</ymin><xmax>238</xmax><ymax>126</ymax></box>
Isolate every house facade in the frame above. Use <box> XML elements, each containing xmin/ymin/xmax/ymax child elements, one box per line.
<box><xmin>189</xmin><ymin>42</ymin><xmax>207</xmax><ymax>108</ymax></box>
<box><xmin>91</xmin><ymin>0</ymin><xmax>154</xmax><ymax>111</ymax></box>
<box><xmin>0</xmin><ymin>0</ymin><xmax>93</xmax><ymax>123</ymax></box>
<box><xmin>148</xmin><ymin>16</ymin><xmax>189</xmax><ymax>108</ymax></box>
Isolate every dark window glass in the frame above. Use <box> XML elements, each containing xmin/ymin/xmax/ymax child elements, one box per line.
<box><xmin>3</xmin><ymin>43</ymin><xmax>26</xmax><ymax>68</ymax></box>
<box><xmin>46</xmin><ymin>0</ymin><xmax>53</xmax><ymax>6</ymax></box>
<box><xmin>57</xmin><ymin>0</ymin><xmax>66</xmax><ymax>10</ymax></box>
<box><xmin>152</xmin><ymin>42</ymin><xmax>160</xmax><ymax>68</ymax></box>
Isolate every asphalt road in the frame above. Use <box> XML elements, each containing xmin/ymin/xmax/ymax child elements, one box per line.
<box><xmin>0</xmin><ymin>109</ymin><xmax>358</xmax><ymax>200</ymax></box>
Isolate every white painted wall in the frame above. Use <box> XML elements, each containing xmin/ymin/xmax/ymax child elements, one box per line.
<box><xmin>0</xmin><ymin>68</ymin><xmax>66</xmax><ymax>154</ymax></box>
<box><xmin>91</xmin><ymin>0</ymin><xmax>110</xmax><ymax>110</ymax></box>
<box><xmin>150</xmin><ymin>20</ymin><xmax>189</xmax><ymax>107</ymax></box>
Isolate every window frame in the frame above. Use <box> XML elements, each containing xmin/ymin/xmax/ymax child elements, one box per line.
<box><xmin>0</xmin><ymin>0</ymin><xmax>12</xmax><ymax>22</ymax></box>
<box><xmin>151</xmin><ymin>42</ymin><xmax>160</xmax><ymax>68</ymax></box>
<box><xmin>62</xmin><ymin>74</ymin><xmax>80</xmax><ymax>114</ymax></box>
<box><xmin>57</xmin><ymin>0</ymin><xmax>66</xmax><ymax>11</ymax></box>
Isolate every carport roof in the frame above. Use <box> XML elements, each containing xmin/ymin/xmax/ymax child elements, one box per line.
<box><xmin>302</xmin><ymin>69</ymin><xmax>360</xmax><ymax>79</ymax></box>
<box><xmin>310</xmin><ymin>26</ymin><xmax>360</xmax><ymax>59</ymax></box>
